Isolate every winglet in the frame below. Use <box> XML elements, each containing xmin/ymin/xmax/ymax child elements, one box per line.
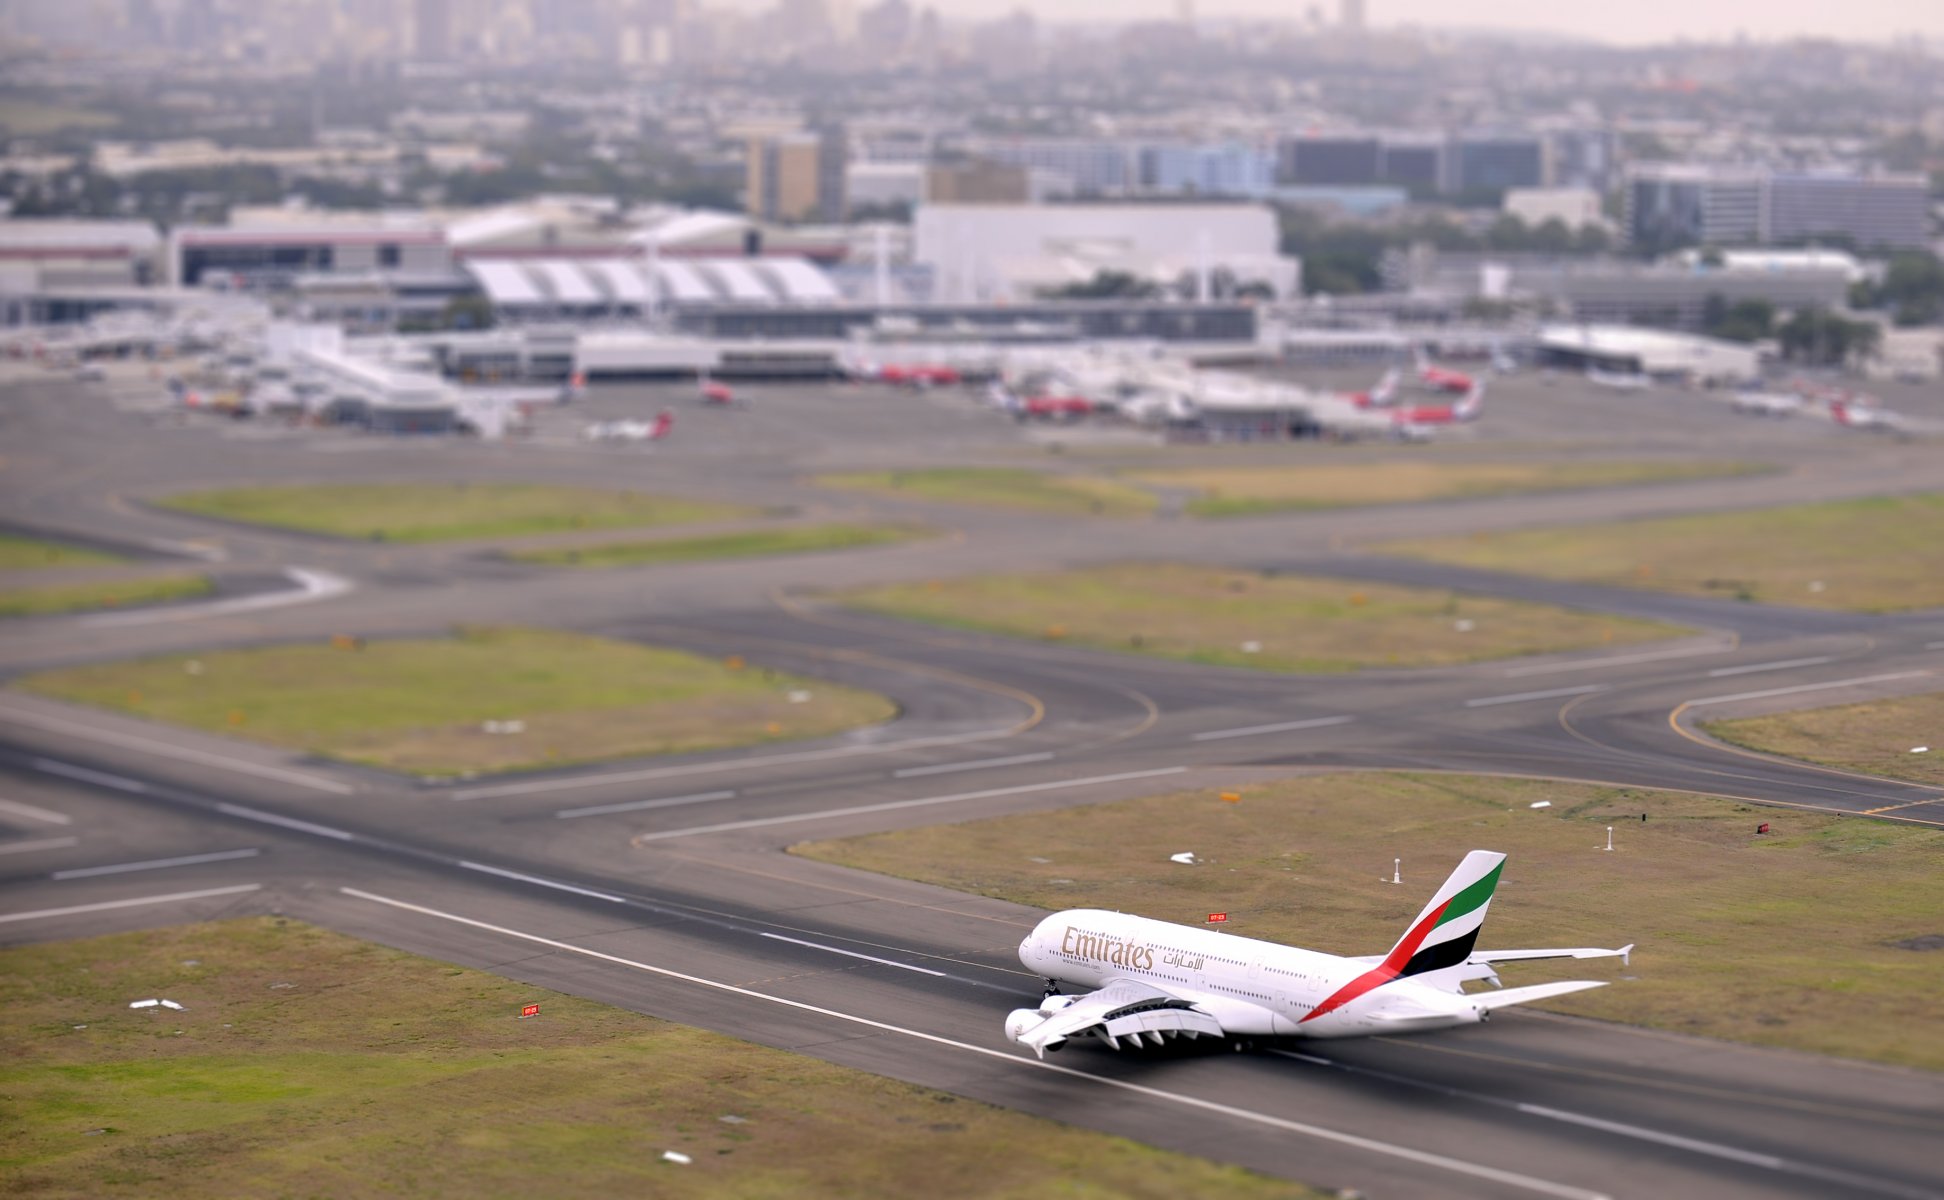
<box><xmin>1619</xmin><ymin>943</ymin><xmax>1634</xmax><ymax>968</ymax></box>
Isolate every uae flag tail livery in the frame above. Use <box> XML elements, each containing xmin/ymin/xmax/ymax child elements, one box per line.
<box><xmin>1004</xmin><ymin>849</ymin><xmax>1631</xmax><ymax>1056</ymax></box>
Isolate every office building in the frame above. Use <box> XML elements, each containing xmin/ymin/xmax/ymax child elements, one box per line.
<box><xmin>747</xmin><ymin>129</ymin><xmax>847</xmax><ymax>224</ymax></box>
<box><xmin>1279</xmin><ymin>136</ymin><xmax>1381</xmax><ymax>186</ymax></box>
<box><xmin>1625</xmin><ymin>165</ymin><xmax>1925</xmax><ymax>251</ymax></box>
<box><xmin>1767</xmin><ymin>173</ymin><xmax>1928</xmax><ymax>251</ymax></box>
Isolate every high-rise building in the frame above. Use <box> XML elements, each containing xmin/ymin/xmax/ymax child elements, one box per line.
<box><xmin>1624</xmin><ymin>165</ymin><xmax>1764</xmax><ymax>249</ymax></box>
<box><xmin>747</xmin><ymin>129</ymin><xmax>848</xmax><ymax>224</ymax></box>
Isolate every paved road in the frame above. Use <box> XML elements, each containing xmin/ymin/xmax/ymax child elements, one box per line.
<box><xmin>3</xmin><ymin>365</ymin><xmax>1943</xmax><ymax>1198</ymax></box>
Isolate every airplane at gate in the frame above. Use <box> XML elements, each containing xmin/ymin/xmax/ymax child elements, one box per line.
<box><xmin>1004</xmin><ymin>850</ymin><xmax>1629</xmax><ymax>1056</ymax></box>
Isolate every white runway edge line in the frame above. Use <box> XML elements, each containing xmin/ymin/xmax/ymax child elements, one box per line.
<box><xmin>760</xmin><ymin>931</ymin><xmax>947</xmax><ymax>977</ymax></box>
<box><xmin>457</xmin><ymin>861</ymin><xmax>627</xmax><ymax>904</ymax></box>
<box><xmin>556</xmin><ymin>790</ymin><xmax>736</xmax><ymax>820</ymax></box>
<box><xmin>0</xmin><ymin>883</ymin><xmax>261</xmax><ymax>926</ymax></box>
<box><xmin>452</xmin><ymin>727</ymin><xmax>1031</xmax><ymax>801</ymax></box>
<box><xmin>339</xmin><ymin>887</ymin><xmax>1606</xmax><ymax>1200</ymax></box>
<box><xmin>52</xmin><ymin>847</ymin><xmax>261</xmax><ymax>881</ymax></box>
<box><xmin>1192</xmin><ymin>715</ymin><xmax>1353</xmax><ymax>743</ymax></box>
<box><xmin>0</xmin><ymin>796</ymin><xmax>74</xmax><ymax>825</ymax></box>
<box><xmin>635</xmin><ymin>767</ymin><xmax>1189</xmax><ymax>844</ymax></box>
<box><xmin>3</xmin><ymin>706</ymin><xmax>354</xmax><ymax>794</ymax></box>
<box><xmin>34</xmin><ymin>758</ymin><xmax>147</xmax><ymax>792</ymax></box>
<box><xmin>1706</xmin><ymin>656</ymin><xmax>1835</xmax><ymax>678</ymax></box>
<box><xmin>215</xmin><ymin>803</ymin><xmax>355</xmax><ymax>841</ymax></box>
<box><xmin>1502</xmin><ymin>642</ymin><xmax>1728</xmax><ymax>678</ymax></box>
<box><xmin>0</xmin><ymin>836</ymin><xmax>81</xmax><ymax>856</ymax></box>
<box><xmin>894</xmin><ymin>752</ymin><xmax>1055</xmax><ymax>779</ymax></box>
<box><xmin>1465</xmin><ymin>684</ymin><xmax>1607</xmax><ymax>709</ymax></box>
<box><xmin>79</xmin><ymin>566</ymin><xmax>351</xmax><ymax>628</ymax></box>
<box><xmin>1684</xmin><ymin>671</ymin><xmax>1931</xmax><ymax>709</ymax></box>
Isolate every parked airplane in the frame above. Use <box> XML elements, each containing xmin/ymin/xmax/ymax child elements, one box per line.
<box><xmin>582</xmin><ymin>410</ymin><xmax>674</xmax><ymax>442</ymax></box>
<box><xmin>1345</xmin><ymin>367</ymin><xmax>1402</xmax><ymax>409</ymax></box>
<box><xmin>1414</xmin><ymin>351</ymin><xmax>1476</xmax><ymax>395</ymax></box>
<box><xmin>1829</xmin><ymin>396</ymin><xmax>1906</xmax><ymax>433</ymax></box>
<box><xmin>700</xmin><ymin>377</ymin><xmax>735</xmax><ymax>405</ymax></box>
<box><xmin>1730</xmin><ymin>390</ymin><xmax>1804</xmax><ymax>417</ymax></box>
<box><xmin>1005</xmin><ymin>850</ymin><xmax>1628</xmax><ymax>1056</ymax></box>
<box><xmin>1391</xmin><ymin>381</ymin><xmax>1485</xmax><ymax>428</ymax></box>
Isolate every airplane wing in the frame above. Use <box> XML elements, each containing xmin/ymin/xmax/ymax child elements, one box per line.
<box><xmin>1005</xmin><ymin>979</ymin><xmax>1227</xmax><ymax>1058</ymax></box>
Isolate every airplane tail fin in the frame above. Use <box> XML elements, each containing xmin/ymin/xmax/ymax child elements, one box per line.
<box><xmin>1383</xmin><ymin>850</ymin><xmax>1505</xmax><ymax>980</ymax></box>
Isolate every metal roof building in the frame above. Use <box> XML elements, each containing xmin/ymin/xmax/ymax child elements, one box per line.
<box><xmin>463</xmin><ymin>256</ymin><xmax>841</xmax><ymax>318</ymax></box>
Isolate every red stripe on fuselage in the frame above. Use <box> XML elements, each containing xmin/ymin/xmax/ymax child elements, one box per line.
<box><xmin>1299</xmin><ymin>898</ymin><xmax>1450</xmax><ymax>1023</ymax></box>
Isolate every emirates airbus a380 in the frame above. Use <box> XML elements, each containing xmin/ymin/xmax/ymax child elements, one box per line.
<box><xmin>1005</xmin><ymin>851</ymin><xmax>1631</xmax><ymax>1056</ymax></box>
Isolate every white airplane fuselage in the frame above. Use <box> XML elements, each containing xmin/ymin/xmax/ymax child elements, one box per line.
<box><xmin>1017</xmin><ymin>909</ymin><xmax>1486</xmax><ymax>1040</ymax></box>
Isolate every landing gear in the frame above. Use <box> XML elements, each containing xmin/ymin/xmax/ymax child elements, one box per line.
<box><xmin>1041</xmin><ymin>979</ymin><xmax>1060</xmax><ymax>998</ymax></box>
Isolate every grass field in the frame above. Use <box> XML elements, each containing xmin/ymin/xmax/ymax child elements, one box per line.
<box><xmin>795</xmin><ymin>772</ymin><xmax>1944</xmax><ymax>1069</ymax></box>
<box><xmin>830</xmin><ymin>563</ymin><xmax>1687</xmax><ymax>672</ymax></box>
<box><xmin>1128</xmin><ymin>460</ymin><xmax>1767</xmax><ymax>518</ymax></box>
<box><xmin>1377</xmin><ymin>493</ymin><xmax>1944</xmax><ymax>612</ymax></box>
<box><xmin>0</xmin><ymin>918</ymin><xmax>1313</xmax><ymax>1200</ymax></box>
<box><xmin>14</xmin><ymin>627</ymin><xmax>896</xmax><ymax>778</ymax></box>
<box><xmin>1703</xmin><ymin>691</ymin><xmax>1944</xmax><ymax>788</ymax></box>
<box><xmin>509</xmin><ymin>524</ymin><xmax>929</xmax><ymax>568</ymax></box>
<box><xmin>0</xmin><ymin>533</ymin><xmax>122</xmax><ymax>570</ymax></box>
<box><xmin>814</xmin><ymin>468</ymin><xmax>1158</xmax><ymax>518</ymax></box>
<box><xmin>0</xmin><ymin>575</ymin><xmax>211</xmax><ymax>620</ymax></box>
<box><xmin>156</xmin><ymin>484</ymin><xmax>760</xmax><ymax>543</ymax></box>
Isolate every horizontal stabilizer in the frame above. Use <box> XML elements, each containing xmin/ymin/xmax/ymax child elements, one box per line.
<box><xmin>1470</xmin><ymin>979</ymin><xmax>1608</xmax><ymax>1011</ymax></box>
<box><xmin>1473</xmin><ymin>944</ymin><xmax>1633</xmax><ymax>966</ymax></box>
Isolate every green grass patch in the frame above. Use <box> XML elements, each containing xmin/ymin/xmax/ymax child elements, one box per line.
<box><xmin>0</xmin><ymin>918</ymin><xmax>1315</xmax><ymax>1199</ymax></box>
<box><xmin>830</xmin><ymin>563</ymin><xmax>1687</xmax><ymax>672</ymax></box>
<box><xmin>1130</xmin><ymin>460</ymin><xmax>1768</xmax><ymax>519</ymax></box>
<box><xmin>1378</xmin><ymin>493</ymin><xmax>1944</xmax><ymax>612</ymax></box>
<box><xmin>0</xmin><ymin>533</ymin><xmax>123</xmax><ymax>570</ymax></box>
<box><xmin>13</xmin><ymin>626</ymin><xmax>896</xmax><ymax>778</ymax></box>
<box><xmin>0</xmin><ymin>575</ymin><xmax>211</xmax><ymax>619</ymax></box>
<box><xmin>1703</xmin><ymin>691</ymin><xmax>1944</xmax><ymax>787</ymax></box>
<box><xmin>156</xmin><ymin>483</ymin><xmax>760</xmax><ymax>543</ymax></box>
<box><xmin>815</xmin><ymin>468</ymin><xmax>1158</xmax><ymax>518</ymax></box>
<box><xmin>510</xmin><ymin>524</ymin><xmax>929</xmax><ymax>568</ymax></box>
<box><xmin>795</xmin><ymin>772</ymin><xmax>1944</xmax><ymax>1070</ymax></box>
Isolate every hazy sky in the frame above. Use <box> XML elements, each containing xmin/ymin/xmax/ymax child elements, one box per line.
<box><xmin>992</xmin><ymin>0</ymin><xmax>1944</xmax><ymax>45</ymax></box>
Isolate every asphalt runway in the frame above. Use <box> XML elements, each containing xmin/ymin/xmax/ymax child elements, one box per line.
<box><xmin>3</xmin><ymin>361</ymin><xmax>1942</xmax><ymax>1198</ymax></box>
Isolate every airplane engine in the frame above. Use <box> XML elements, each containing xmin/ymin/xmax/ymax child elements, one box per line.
<box><xmin>1005</xmin><ymin>1008</ymin><xmax>1061</xmax><ymax>1050</ymax></box>
<box><xmin>1038</xmin><ymin>994</ymin><xmax>1081</xmax><ymax>1014</ymax></box>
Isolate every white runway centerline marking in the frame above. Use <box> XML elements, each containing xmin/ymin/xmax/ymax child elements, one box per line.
<box><xmin>0</xmin><ymin>836</ymin><xmax>81</xmax><ymax>856</ymax></box>
<box><xmin>1685</xmin><ymin>670</ymin><xmax>1930</xmax><ymax>708</ymax></box>
<box><xmin>451</xmin><ymin>727</ymin><xmax>1031</xmax><ymax>801</ymax></box>
<box><xmin>1464</xmin><ymin>685</ymin><xmax>1607</xmax><ymax>709</ymax></box>
<box><xmin>1191</xmin><ymin>715</ymin><xmax>1353</xmax><ymax>742</ymax></box>
<box><xmin>340</xmin><ymin>887</ymin><xmax>1608</xmax><ymax>1200</ymax></box>
<box><xmin>556</xmin><ymin>790</ymin><xmax>737</xmax><ymax>820</ymax></box>
<box><xmin>759</xmin><ymin>931</ymin><xmax>947</xmax><ymax>976</ymax></box>
<box><xmin>53</xmin><ymin>847</ymin><xmax>261</xmax><ymax>881</ymax></box>
<box><xmin>1272</xmin><ymin>1050</ymin><xmax>1928</xmax><ymax>1200</ymax></box>
<box><xmin>1706</xmin><ymin>656</ymin><xmax>1834</xmax><ymax>678</ymax></box>
<box><xmin>215</xmin><ymin>803</ymin><xmax>355</xmax><ymax>841</ymax></box>
<box><xmin>894</xmin><ymin>752</ymin><xmax>1054</xmax><ymax>778</ymax></box>
<box><xmin>33</xmin><ymin>759</ymin><xmax>147</xmax><ymax>792</ymax></box>
<box><xmin>2</xmin><ymin>706</ymin><xmax>353</xmax><ymax>793</ymax></box>
<box><xmin>79</xmin><ymin>566</ymin><xmax>351</xmax><ymax>627</ymax></box>
<box><xmin>633</xmin><ymin>767</ymin><xmax>1189</xmax><ymax>843</ymax></box>
<box><xmin>1503</xmin><ymin>643</ymin><xmax>1727</xmax><ymax>677</ymax></box>
<box><xmin>0</xmin><ymin>883</ymin><xmax>261</xmax><ymax>925</ymax></box>
<box><xmin>457</xmin><ymin>861</ymin><xmax>627</xmax><ymax>904</ymax></box>
<box><xmin>0</xmin><ymin>796</ymin><xmax>74</xmax><ymax>825</ymax></box>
